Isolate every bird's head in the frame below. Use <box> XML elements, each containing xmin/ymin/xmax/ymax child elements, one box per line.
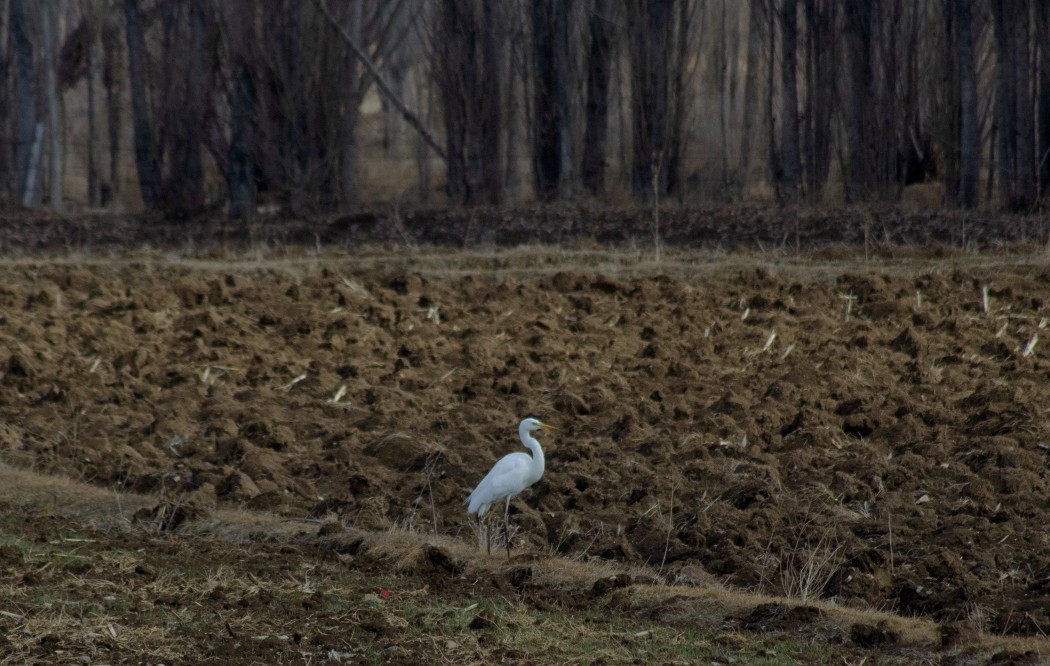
<box><xmin>521</xmin><ymin>417</ymin><xmax>558</xmax><ymax>433</ymax></box>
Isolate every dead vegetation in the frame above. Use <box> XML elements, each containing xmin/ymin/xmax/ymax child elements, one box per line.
<box><xmin>0</xmin><ymin>460</ymin><xmax>1045</xmax><ymax>664</ymax></box>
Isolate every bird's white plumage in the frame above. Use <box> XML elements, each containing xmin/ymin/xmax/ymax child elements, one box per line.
<box><xmin>467</xmin><ymin>451</ymin><xmax>537</xmax><ymax>516</ymax></box>
<box><xmin>466</xmin><ymin>417</ymin><xmax>555</xmax><ymax>517</ymax></box>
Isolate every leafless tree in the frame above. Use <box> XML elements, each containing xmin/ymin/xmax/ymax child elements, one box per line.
<box><xmin>313</xmin><ymin>0</ymin><xmax>421</xmax><ymax>207</ymax></box>
<box><xmin>39</xmin><ymin>0</ymin><xmax>61</xmax><ymax>210</ymax></box>
<box><xmin>123</xmin><ymin>0</ymin><xmax>158</xmax><ymax>208</ymax></box>
<box><xmin>163</xmin><ymin>0</ymin><xmax>206</xmax><ymax>212</ymax></box>
<box><xmin>944</xmin><ymin>0</ymin><xmax>981</xmax><ymax>208</ymax></box>
<box><xmin>433</xmin><ymin>0</ymin><xmax>503</xmax><ymax>204</ymax></box>
<box><xmin>4</xmin><ymin>0</ymin><xmax>1050</xmax><ymax>214</ymax></box>
<box><xmin>581</xmin><ymin>0</ymin><xmax>613</xmax><ymax>195</ymax></box>
<box><xmin>10</xmin><ymin>0</ymin><xmax>36</xmax><ymax>206</ymax></box>
<box><xmin>83</xmin><ymin>0</ymin><xmax>103</xmax><ymax>207</ymax></box>
<box><xmin>101</xmin><ymin>7</ymin><xmax>123</xmax><ymax>206</ymax></box>
<box><xmin>801</xmin><ymin>0</ymin><xmax>835</xmax><ymax>200</ymax></box>
<box><xmin>532</xmin><ymin>0</ymin><xmax>570</xmax><ymax>200</ymax></box>
<box><xmin>224</xmin><ymin>0</ymin><xmax>255</xmax><ymax>218</ymax></box>
<box><xmin>0</xmin><ymin>0</ymin><xmax>10</xmax><ymax>201</ymax></box>
<box><xmin>767</xmin><ymin>0</ymin><xmax>835</xmax><ymax>202</ymax></box>
<box><xmin>123</xmin><ymin>0</ymin><xmax>216</xmax><ymax>214</ymax></box>
<box><xmin>1038</xmin><ymin>1</ymin><xmax>1050</xmax><ymax>195</ymax></box>
<box><xmin>717</xmin><ymin>0</ymin><xmax>739</xmax><ymax>193</ymax></box>
<box><xmin>665</xmin><ymin>0</ymin><xmax>696</xmax><ymax>198</ymax></box>
<box><xmin>777</xmin><ymin>0</ymin><xmax>801</xmax><ymax>202</ymax></box>
<box><xmin>991</xmin><ymin>0</ymin><xmax>1035</xmax><ymax>210</ymax></box>
<box><xmin>740</xmin><ymin>0</ymin><xmax>769</xmax><ymax>193</ymax></box>
<box><xmin>625</xmin><ymin>0</ymin><xmax>690</xmax><ymax>199</ymax></box>
<box><xmin>842</xmin><ymin>0</ymin><xmax>903</xmax><ymax>202</ymax></box>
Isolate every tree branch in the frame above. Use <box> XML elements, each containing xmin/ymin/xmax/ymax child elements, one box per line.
<box><xmin>312</xmin><ymin>0</ymin><xmax>446</xmax><ymax>161</ymax></box>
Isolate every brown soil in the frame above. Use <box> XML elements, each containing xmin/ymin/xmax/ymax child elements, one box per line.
<box><xmin>3</xmin><ymin>211</ymin><xmax>1050</xmax><ymax>657</ymax></box>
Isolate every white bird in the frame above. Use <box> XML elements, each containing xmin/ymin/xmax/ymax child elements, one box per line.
<box><xmin>467</xmin><ymin>417</ymin><xmax>558</xmax><ymax>557</ymax></box>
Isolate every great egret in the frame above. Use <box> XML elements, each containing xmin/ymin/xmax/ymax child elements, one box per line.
<box><xmin>467</xmin><ymin>417</ymin><xmax>558</xmax><ymax>558</ymax></box>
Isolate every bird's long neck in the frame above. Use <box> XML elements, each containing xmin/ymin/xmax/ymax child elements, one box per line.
<box><xmin>519</xmin><ymin>426</ymin><xmax>546</xmax><ymax>480</ymax></box>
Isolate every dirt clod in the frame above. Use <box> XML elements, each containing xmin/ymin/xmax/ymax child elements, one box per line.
<box><xmin>592</xmin><ymin>573</ymin><xmax>632</xmax><ymax>595</ymax></box>
<box><xmin>850</xmin><ymin>622</ymin><xmax>900</xmax><ymax>648</ymax></box>
<box><xmin>2</xmin><ymin>251</ymin><xmax>1050</xmax><ymax>641</ymax></box>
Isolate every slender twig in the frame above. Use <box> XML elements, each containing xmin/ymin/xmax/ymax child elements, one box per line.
<box><xmin>652</xmin><ymin>152</ymin><xmax>662</xmax><ymax>264</ymax></box>
<box><xmin>423</xmin><ymin>452</ymin><xmax>440</xmax><ymax>531</ymax></box>
<box><xmin>659</xmin><ymin>483</ymin><xmax>678</xmax><ymax>576</ymax></box>
<box><xmin>888</xmin><ymin>511</ymin><xmax>894</xmax><ymax>575</ymax></box>
<box><xmin>311</xmin><ymin>0</ymin><xmax>446</xmax><ymax>160</ymax></box>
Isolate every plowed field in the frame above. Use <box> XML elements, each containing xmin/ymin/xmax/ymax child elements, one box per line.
<box><xmin>4</xmin><ymin>244</ymin><xmax>1050</xmax><ymax>644</ymax></box>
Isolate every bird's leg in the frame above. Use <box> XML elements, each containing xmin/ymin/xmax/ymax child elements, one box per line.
<box><xmin>504</xmin><ymin>496</ymin><xmax>512</xmax><ymax>560</ymax></box>
<box><xmin>480</xmin><ymin>514</ymin><xmax>491</xmax><ymax>555</ymax></box>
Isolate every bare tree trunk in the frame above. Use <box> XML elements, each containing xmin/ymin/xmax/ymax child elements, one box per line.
<box><xmin>340</xmin><ymin>2</ymin><xmax>364</xmax><ymax>206</ymax></box>
<box><xmin>282</xmin><ymin>7</ymin><xmax>309</xmax><ymax>212</ymax></box>
<box><xmin>480</xmin><ymin>2</ymin><xmax>503</xmax><ymax>202</ymax></box>
<box><xmin>10</xmin><ymin>0</ymin><xmax>34</xmax><ymax>205</ymax></box>
<box><xmin>228</xmin><ymin>64</ymin><xmax>256</xmax><ymax>219</ymax></box>
<box><xmin>727</xmin><ymin>0</ymin><xmax>741</xmax><ymax>179</ymax></box>
<box><xmin>124</xmin><ymin>0</ymin><xmax>160</xmax><ymax>207</ymax></box>
<box><xmin>665</xmin><ymin>0</ymin><xmax>691</xmax><ymax>197</ymax></box>
<box><xmin>438</xmin><ymin>1</ymin><xmax>468</xmax><ymax>202</ymax></box>
<box><xmin>102</xmin><ymin>13</ymin><xmax>122</xmax><ymax>205</ymax></box>
<box><xmin>991</xmin><ymin>0</ymin><xmax>1016</xmax><ymax>206</ymax></box>
<box><xmin>942</xmin><ymin>0</ymin><xmax>961</xmax><ymax>204</ymax></box>
<box><xmin>228</xmin><ymin>0</ymin><xmax>257</xmax><ymax>218</ymax></box>
<box><xmin>991</xmin><ymin>0</ymin><xmax>1037</xmax><ymax>209</ymax></box>
<box><xmin>40</xmin><ymin>0</ymin><xmax>62</xmax><ymax>211</ymax></box>
<box><xmin>167</xmin><ymin>0</ymin><xmax>205</xmax><ymax>213</ymax></box>
<box><xmin>435</xmin><ymin>0</ymin><xmax>502</xmax><ymax>205</ymax></box>
<box><xmin>842</xmin><ymin>0</ymin><xmax>872</xmax><ymax>202</ymax></box>
<box><xmin>627</xmin><ymin>0</ymin><xmax>676</xmax><ymax>198</ymax></box>
<box><xmin>801</xmin><ymin>0</ymin><xmax>834</xmax><ymax>200</ymax></box>
<box><xmin>986</xmin><ymin>117</ymin><xmax>998</xmax><ymax>202</ymax></box>
<box><xmin>503</xmin><ymin>25</ymin><xmax>522</xmax><ymax>200</ymax></box>
<box><xmin>415</xmin><ymin>67</ymin><xmax>432</xmax><ymax>201</ymax></box>
<box><xmin>86</xmin><ymin>2</ymin><xmax>101</xmax><ymax>207</ymax></box>
<box><xmin>719</xmin><ymin>0</ymin><xmax>730</xmax><ymax>191</ymax></box>
<box><xmin>462</xmin><ymin>3</ymin><xmax>496</xmax><ymax>203</ymax></box>
<box><xmin>900</xmin><ymin>0</ymin><xmax>921</xmax><ymax>185</ymax></box>
<box><xmin>956</xmin><ymin>0</ymin><xmax>980</xmax><ymax>208</ymax></box>
<box><xmin>843</xmin><ymin>0</ymin><xmax>901</xmax><ymax>202</ymax></box>
<box><xmin>766</xmin><ymin>0</ymin><xmax>780</xmax><ymax>193</ymax></box>
<box><xmin>340</xmin><ymin>113</ymin><xmax>361</xmax><ymax>207</ymax></box>
<box><xmin>582</xmin><ymin>0</ymin><xmax>612</xmax><ymax>195</ymax></box>
<box><xmin>739</xmin><ymin>0</ymin><xmax>767</xmax><ymax>193</ymax></box>
<box><xmin>532</xmin><ymin>0</ymin><xmax>569</xmax><ymax>200</ymax></box>
<box><xmin>382</xmin><ymin>62</ymin><xmax>406</xmax><ymax>153</ymax></box>
<box><xmin>876</xmin><ymin>0</ymin><xmax>902</xmax><ymax>199</ymax></box>
<box><xmin>1013</xmin><ymin>1</ymin><xmax>1035</xmax><ymax>207</ymax></box>
<box><xmin>0</xmin><ymin>0</ymin><xmax>12</xmax><ymax>202</ymax></box>
<box><xmin>778</xmin><ymin>0</ymin><xmax>801</xmax><ymax>202</ymax></box>
<box><xmin>1038</xmin><ymin>1</ymin><xmax>1050</xmax><ymax>194</ymax></box>
<box><xmin>615</xmin><ymin>41</ymin><xmax>629</xmax><ymax>187</ymax></box>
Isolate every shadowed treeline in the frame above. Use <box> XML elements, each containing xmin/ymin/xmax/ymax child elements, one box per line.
<box><xmin>2</xmin><ymin>1</ymin><xmax>1049</xmax><ymax>215</ymax></box>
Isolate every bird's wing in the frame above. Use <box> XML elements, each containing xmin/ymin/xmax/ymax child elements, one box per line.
<box><xmin>467</xmin><ymin>452</ymin><xmax>533</xmax><ymax>516</ymax></box>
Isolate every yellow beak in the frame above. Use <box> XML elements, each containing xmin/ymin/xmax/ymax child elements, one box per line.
<box><xmin>539</xmin><ymin>422</ymin><xmax>559</xmax><ymax>431</ymax></box>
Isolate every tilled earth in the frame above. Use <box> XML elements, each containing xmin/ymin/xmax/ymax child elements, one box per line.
<box><xmin>4</xmin><ymin>202</ymin><xmax>1050</xmax><ymax>647</ymax></box>
<box><xmin>3</xmin><ymin>242</ymin><xmax>1050</xmax><ymax>642</ymax></box>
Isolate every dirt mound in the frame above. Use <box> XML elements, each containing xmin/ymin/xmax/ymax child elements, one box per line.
<box><xmin>3</xmin><ymin>254</ymin><xmax>1050</xmax><ymax>636</ymax></box>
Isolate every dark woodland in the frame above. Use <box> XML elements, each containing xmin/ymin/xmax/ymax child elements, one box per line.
<box><xmin>1</xmin><ymin>0</ymin><xmax>1048</xmax><ymax>216</ymax></box>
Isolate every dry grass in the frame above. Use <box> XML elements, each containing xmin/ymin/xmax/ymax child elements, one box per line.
<box><xmin>0</xmin><ymin>462</ymin><xmax>1047</xmax><ymax>664</ymax></box>
<box><xmin>6</xmin><ymin>243</ymin><xmax>1050</xmax><ymax>286</ymax></box>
